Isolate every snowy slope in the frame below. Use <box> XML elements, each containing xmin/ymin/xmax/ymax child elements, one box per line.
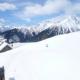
<box><xmin>0</xmin><ymin>31</ymin><xmax>80</xmax><ymax>80</ymax></box>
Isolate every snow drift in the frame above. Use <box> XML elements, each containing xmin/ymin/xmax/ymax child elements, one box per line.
<box><xmin>0</xmin><ymin>31</ymin><xmax>80</xmax><ymax>80</ymax></box>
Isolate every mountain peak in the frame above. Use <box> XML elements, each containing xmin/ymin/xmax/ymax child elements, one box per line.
<box><xmin>66</xmin><ymin>15</ymin><xmax>80</xmax><ymax>22</ymax></box>
<box><xmin>58</xmin><ymin>15</ymin><xmax>80</xmax><ymax>28</ymax></box>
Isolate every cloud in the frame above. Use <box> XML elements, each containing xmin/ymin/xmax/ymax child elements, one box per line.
<box><xmin>0</xmin><ymin>18</ymin><xmax>5</xmax><ymax>23</ymax></box>
<box><xmin>64</xmin><ymin>2</ymin><xmax>80</xmax><ymax>15</ymax></box>
<box><xmin>15</xmin><ymin>0</ymin><xmax>68</xmax><ymax>19</ymax></box>
<box><xmin>0</xmin><ymin>2</ymin><xmax>16</xmax><ymax>11</ymax></box>
<box><xmin>15</xmin><ymin>0</ymin><xmax>80</xmax><ymax>20</ymax></box>
<box><xmin>71</xmin><ymin>3</ymin><xmax>80</xmax><ymax>14</ymax></box>
<box><xmin>0</xmin><ymin>18</ymin><xmax>6</xmax><ymax>26</ymax></box>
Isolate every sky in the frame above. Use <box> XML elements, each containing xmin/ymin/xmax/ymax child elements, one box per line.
<box><xmin>0</xmin><ymin>0</ymin><xmax>80</xmax><ymax>26</ymax></box>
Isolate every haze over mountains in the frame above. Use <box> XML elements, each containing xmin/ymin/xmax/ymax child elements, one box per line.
<box><xmin>0</xmin><ymin>16</ymin><xmax>80</xmax><ymax>43</ymax></box>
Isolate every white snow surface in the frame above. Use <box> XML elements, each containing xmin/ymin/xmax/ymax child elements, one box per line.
<box><xmin>0</xmin><ymin>42</ymin><xmax>7</xmax><ymax>51</ymax></box>
<box><xmin>0</xmin><ymin>32</ymin><xmax>80</xmax><ymax>80</ymax></box>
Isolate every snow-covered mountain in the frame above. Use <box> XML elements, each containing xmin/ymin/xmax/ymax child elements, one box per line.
<box><xmin>0</xmin><ymin>16</ymin><xmax>80</xmax><ymax>43</ymax></box>
<box><xmin>0</xmin><ymin>25</ymin><xmax>12</xmax><ymax>33</ymax></box>
<box><xmin>0</xmin><ymin>31</ymin><xmax>80</xmax><ymax>80</ymax></box>
<box><xmin>34</xmin><ymin>15</ymin><xmax>80</xmax><ymax>32</ymax></box>
<box><xmin>58</xmin><ymin>16</ymin><xmax>80</xmax><ymax>31</ymax></box>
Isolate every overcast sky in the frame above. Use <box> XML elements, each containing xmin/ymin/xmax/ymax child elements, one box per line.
<box><xmin>0</xmin><ymin>0</ymin><xmax>80</xmax><ymax>26</ymax></box>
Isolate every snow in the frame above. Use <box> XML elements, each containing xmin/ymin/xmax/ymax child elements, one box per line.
<box><xmin>12</xmin><ymin>43</ymin><xmax>27</xmax><ymax>48</ymax></box>
<box><xmin>36</xmin><ymin>16</ymin><xmax>80</xmax><ymax>31</ymax></box>
<box><xmin>0</xmin><ymin>31</ymin><xmax>80</xmax><ymax>80</ymax></box>
<box><xmin>0</xmin><ymin>42</ymin><xmax>8</xmax><ymax>51</ymax></box>
<box><xmin>58</xmin><ymin>16</ymin><xmax>80</xmax><ymax>29</ymax></box>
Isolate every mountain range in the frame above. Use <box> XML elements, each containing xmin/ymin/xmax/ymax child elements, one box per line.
<box><xmin>0</xmin><ymin>16</ymin><xmax>80</xmax><ymax>43</ymax></box>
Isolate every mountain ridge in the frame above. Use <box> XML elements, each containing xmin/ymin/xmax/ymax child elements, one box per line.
<box><xmin>0</xmin><ymin>15</ymin><xmax>80</xmax><ymax>43</ymax></box>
